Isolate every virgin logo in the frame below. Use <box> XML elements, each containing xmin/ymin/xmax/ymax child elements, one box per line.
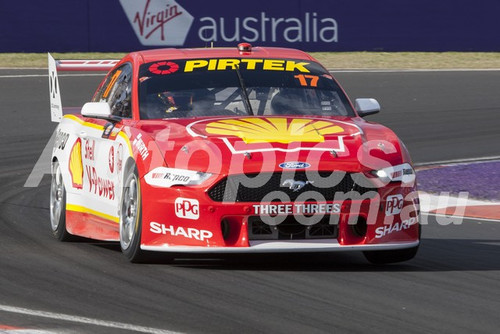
<box><xmin>119</xmin><ymin>0</ymin><xmax>194</xmax><ymax>46</ymax></box>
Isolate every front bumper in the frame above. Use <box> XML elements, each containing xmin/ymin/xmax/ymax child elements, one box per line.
<box><xmin>140</xmin><ymin>177</ymin><xmax>420</xmax><ymax>251</ymax></box>
<box><xmin>141</xmin><ymin>239</ymin><xmax>419</xmax><ymax>253</ymax></box>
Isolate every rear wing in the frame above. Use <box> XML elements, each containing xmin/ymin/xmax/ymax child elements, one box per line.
<box><xmin>48</xmin><ymin>53</ymin><xmax>119</xmax><ymax>122</ymax></box>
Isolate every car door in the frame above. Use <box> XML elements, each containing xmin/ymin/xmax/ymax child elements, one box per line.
<box><xmin>79</xmin><ymin>63</ymin><xmax>133</xmax><ymax>227</ymax></box>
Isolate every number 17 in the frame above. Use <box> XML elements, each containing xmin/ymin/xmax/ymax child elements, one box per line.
<box><xmin>294</xmin><ymin>74</ymin><xmax>319</xmax><ymax>87</ymax></box>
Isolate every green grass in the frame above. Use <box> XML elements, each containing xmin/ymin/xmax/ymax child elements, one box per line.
<box><xmin>311</xmin><ymin>52</ymin><xmax>500</xmax><ymax>69</ymax></box>
<box><xmin>1</xmin><ymin>52</ymin><xmax>500</xmax><ymax>69</ymax></box>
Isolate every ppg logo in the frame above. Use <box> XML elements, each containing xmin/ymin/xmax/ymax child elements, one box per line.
<box><xmin>385</xmin><ymin>194</ymin><xmax>404</xmax><ymax>216</ymax></box>
<box><xmin>175</xmin><ymin>197</ymin><xmax>199</xmax><ymax>220</ymax></box>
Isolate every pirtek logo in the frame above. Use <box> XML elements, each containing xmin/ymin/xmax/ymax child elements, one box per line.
<box><xmin>119</xmin><ymin>0</ymin><xmax>193</xmax><ymax>46</ymax></box>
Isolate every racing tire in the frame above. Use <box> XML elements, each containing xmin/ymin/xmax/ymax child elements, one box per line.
<box><xmin>50</xmin><ymin>160</ymin><xmax>73</xmax><ymax>241</ymax></box>
<box><xmin>364</xmin><ymin>222</ymin><xmax>421</xmax><ymax>264</ymax></box>
<box><xmin>119</xmin><ymin>163</ymin><xmax>148</xmax><ymax>262</ymax></box>
<box><xmin>363</xmin><ymin>246</ymin><xmax>419</xmax><ymax>265</ymax></box>
<box><xmin>120</xmin><ymin>163</ymin><xmax>173</xmax><ymax>263</ymax></box>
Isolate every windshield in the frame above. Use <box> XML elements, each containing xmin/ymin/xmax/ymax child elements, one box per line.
<box><xmin>138</xmin><ymin>58</ymin><xmax>355</xmax><ymax>119</ymax></box>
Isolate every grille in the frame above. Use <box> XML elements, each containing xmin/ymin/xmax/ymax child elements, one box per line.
<box><xmin>248</xmin><ymin>215</ymin><xmax>338</xmax><ymax>240</ymax></box>
<box><xmin>208</xmin><ymin>171</ymin><xmax>372</xmax><ymax>202</ymax></box>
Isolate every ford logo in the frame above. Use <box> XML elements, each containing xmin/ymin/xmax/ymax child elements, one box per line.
<box><xmin>279</xmin><ymin>162</ymin><xmax>311</xmax><ymax>169</ymax></box>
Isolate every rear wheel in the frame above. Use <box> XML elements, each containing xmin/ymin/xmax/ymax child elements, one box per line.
<box><xmin>50</xmin><ymin>160</ymin><xmax>73</xmax><ymax>241</ymax></box>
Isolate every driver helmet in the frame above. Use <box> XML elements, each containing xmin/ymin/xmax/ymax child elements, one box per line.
<box><xmin>158</xmin><ymin>91</ymin><xmax>194</xmax><ymax>113</ymax></box>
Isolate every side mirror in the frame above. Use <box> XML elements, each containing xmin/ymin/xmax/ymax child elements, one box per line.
<box><xmin>81</xmin><ymin>102</ymin><xmax>111</xmax><ymax>118</ymax></box>
<box><xmin>355</xmin><ymin>98</ymin><xmax>380</xmax><ymax>117</ymax></box>
<box><xmin>81</xmin><ymin>102</ymin><xmax>121</xmax><ymax>122</ymax></box>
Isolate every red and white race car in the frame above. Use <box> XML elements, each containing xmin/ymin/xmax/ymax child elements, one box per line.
<box><xmin>49</xmin><ymin>43</ymin><xmax>420</xmax><ymax>263</ymax></box>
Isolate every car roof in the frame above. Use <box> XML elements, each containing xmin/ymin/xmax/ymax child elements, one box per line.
<box><xmin>132</xmin><ymin>45</ymin><xmax>317</xmax><ymax>64</ymax></box>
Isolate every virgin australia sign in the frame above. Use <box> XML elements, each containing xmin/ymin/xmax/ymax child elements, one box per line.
<box><xmin>119</xmin><ymin>0</ymin><xmax>193</xmax><ymax>46</ymax></box>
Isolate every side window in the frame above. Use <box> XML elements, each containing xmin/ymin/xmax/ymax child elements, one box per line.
<box><xmin>93</xmin><ymin>63</ymin><xmax>133</xmax><ymax>118</ymax></box>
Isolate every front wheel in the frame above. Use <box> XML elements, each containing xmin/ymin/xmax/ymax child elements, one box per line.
<box><xmin>119</xmin><ymin>163</ymin><xmax>147</xmax><ymax>262</ymax></box>
<box><xmin>364</xmin><ymin>221</ymin><xmax>421</xmax><ymax>264</ymax></box>
<box><xmin>119</xmin><ymin>162</ymin><xmax>174</xmax><ymax>264</ymax></box>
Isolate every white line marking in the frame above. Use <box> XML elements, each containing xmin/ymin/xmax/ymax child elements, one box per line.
<box><xmin>425</xmin><ymin>212</ymin><xmax>500</xmax><ymax>223</ymax></box>
<box><xmin>478</xmin><ymin>242</ymin><xmax>500</xmax><ymax>246</ymax></box>
<box><xmin>415</xmin><ymin>155</ymin><xmax>500</xmax><ymax>167</ymax></box>
<box><xmin>418</xmin><ymin>192</ymin><xmax>500</xmax><ymax>212</ymax></box>
<box><xmin>0</xmin><ymin>74</ymin><xmax>103</xmax><ymax>79</ymax></box>
<box><xmin>0</xmin><ymin>304</ymin><xmax>182</xmax><ymax>334</ymax></box>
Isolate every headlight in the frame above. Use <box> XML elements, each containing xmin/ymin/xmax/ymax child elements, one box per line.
<box><xmin>145</xmin><ymin>167</ymin><xmax>212</xmax><ymax>188</ymax></box>
<box><xmin>371</xmin><ymin>163</ymin><xmax>415</xmax><ymax>183</ymax></box>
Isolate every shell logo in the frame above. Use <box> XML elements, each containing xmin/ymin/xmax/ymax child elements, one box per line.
<box><xmin>68</xmin><ymin>138</ymin><xmax>83</xmax><ymax>189</ymax></box>
<box><xmin>205</xmin><ymin>118</ymin><xmax>345</xmax><ymax>144</ymax></box>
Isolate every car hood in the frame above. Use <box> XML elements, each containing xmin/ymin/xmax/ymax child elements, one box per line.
<box><xmin>136</xmin><ymin>116</ymin><xmax>404</xmax><ymax>175</ymax></box>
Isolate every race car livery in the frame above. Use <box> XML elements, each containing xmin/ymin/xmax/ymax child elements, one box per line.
<box><xmin>49</xmin><ymin>43</ymin><xmax>420</xmax><ymax>263</ymax></box>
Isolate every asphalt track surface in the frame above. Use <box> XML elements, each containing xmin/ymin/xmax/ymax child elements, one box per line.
<box><xmin>1</xmin><ymin>69</ymin><xmax>500</xmax><ymax>333</ymax></box>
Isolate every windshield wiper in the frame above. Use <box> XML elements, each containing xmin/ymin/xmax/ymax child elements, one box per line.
<box><xmin>234</xmin><ymin>64</ymin><xmax>253</xmax><ymax>115</ymax></box>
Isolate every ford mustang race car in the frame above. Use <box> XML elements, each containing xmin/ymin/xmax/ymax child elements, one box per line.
<box><xmin>49</xmin><ymin>43</ymin><xmax>420</xmax><ymax>263</ymax></box>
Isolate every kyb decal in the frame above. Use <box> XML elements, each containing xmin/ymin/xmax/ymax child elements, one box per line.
<box><xmin>175</xmin><ymin>197</ymin><xmax>199</xmax><ymax>220</ymax></box>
